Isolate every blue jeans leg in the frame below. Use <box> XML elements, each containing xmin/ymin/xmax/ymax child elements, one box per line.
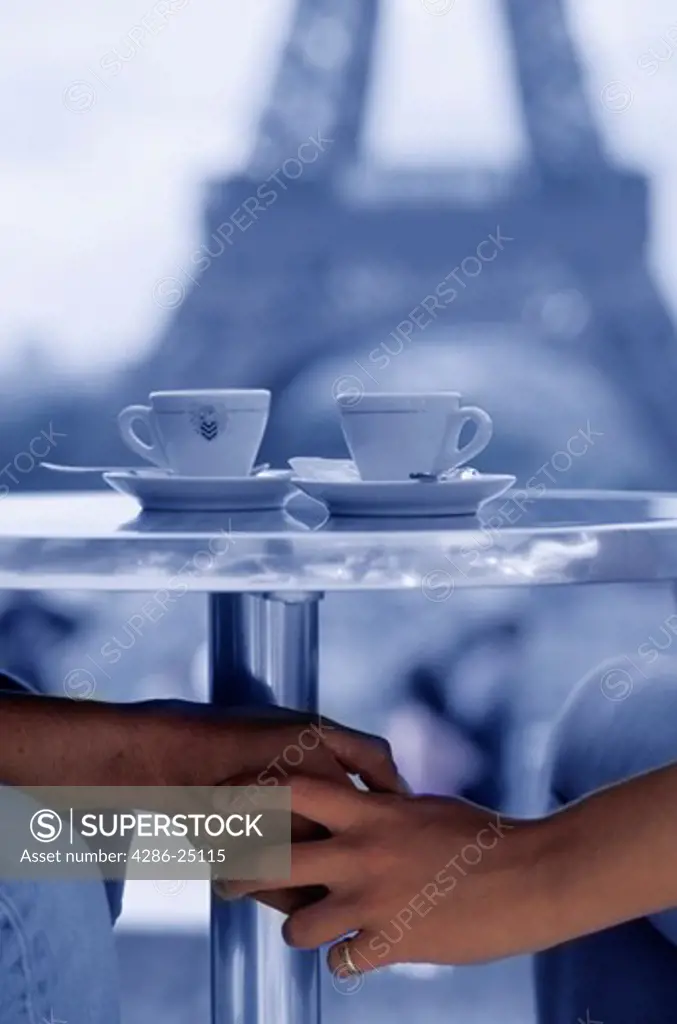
<box><xmin>0</xmin><ymin>674</ymin><xmax>125</xmax><ymax>925</ymax></box>
<box><xmin>0</xmin><ymin>675</ymin><xmax>122</xmax><ymax>1022</ymax></box>
<box><xmin>535</xmin><ymin>657</ymin><xmax>677</xmax><ymax>1024</ymax></box>
<box><xmin>0</xmin><ymin>875</ymin><xmax>121</xmax><ymax>1024</ymax></box>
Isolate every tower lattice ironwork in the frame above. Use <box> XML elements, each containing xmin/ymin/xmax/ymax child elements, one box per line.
<box><xmin>141</xmin><ymin>0</ymin><xmax>677</xmax><ymax>475</ymax></box>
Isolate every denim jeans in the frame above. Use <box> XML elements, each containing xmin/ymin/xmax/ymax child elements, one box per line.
<box><xmin>0</xmin><ymin>871</ymin><xmax>121</xmax><ymax>1023</ymax></box>
<box><xmin>535</xmin><ymin>656</ymin><xmax>677</xmax><ymax>1024</ymax></box>
<box><xmin>0</xmin><ymin>677</ymin><xmax>123</xmax><ymax>1023</ymax></box>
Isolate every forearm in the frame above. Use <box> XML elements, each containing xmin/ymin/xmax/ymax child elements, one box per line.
<box><xmin>0</xmin><ymin>683</ymin><xmax>398</xmax><ymax>808</ymax></box>
<box><xmin>535</xmin><ymin>762</ymin><xmax>677</xmax><ymax>946</ymax></box>
<box><xmin>0</xmin><ymin>692</ymin><xmax>320</xmax><ymax>789</ymax></box>
<box><xmin>0</xmin><ymin>692</ymin><xmax>176</xmax><ymax>787</ymax></box>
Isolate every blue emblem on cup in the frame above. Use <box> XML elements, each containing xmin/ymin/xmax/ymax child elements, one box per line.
<box><xmin>190</xmin><ymin>405</ymin><xmax>222</xmax><ymax>442</ymax></box>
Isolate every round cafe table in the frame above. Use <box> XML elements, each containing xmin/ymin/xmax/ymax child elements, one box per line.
<box><xmin>2</xmin><ymin>486</ymin><xmax>677</xmax><ymax>1024</ymax></box>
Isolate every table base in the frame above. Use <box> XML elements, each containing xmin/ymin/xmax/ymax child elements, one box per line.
<box><xmin>209</xmin><ymin>592</ymin><xmax>322</xmax><ymax>1024</ymax></box>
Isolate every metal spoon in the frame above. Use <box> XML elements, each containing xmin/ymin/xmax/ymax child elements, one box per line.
<box><xmin>41</xmin><ymin>461</ymin><xmax>278</xmax><ymax>477</ymax></box>
<box><xmin>41</xmin><ymin>461</ymin><xmax>164</xmax><ymax>475</ymax></box>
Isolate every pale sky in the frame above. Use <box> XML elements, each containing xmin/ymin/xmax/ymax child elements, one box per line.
<box><xmin>1</xmin><ymin>0</ymin><xmax>677</xmax><ymax>373</ymax></box>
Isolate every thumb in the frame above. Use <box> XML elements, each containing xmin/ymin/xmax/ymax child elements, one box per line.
<box><xmin>327</xmin><ymin>931</ymin><xmax>395</xmax><ymax>990</ymax></box>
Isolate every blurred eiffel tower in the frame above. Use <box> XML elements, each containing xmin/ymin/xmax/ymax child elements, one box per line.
<box><xmin>141</xmin><ymin>0</ymin><xmax>677</xmax><ymax>472</ymax></box>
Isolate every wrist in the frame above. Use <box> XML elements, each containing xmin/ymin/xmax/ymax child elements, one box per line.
<box><xmin>522</xmin><ymin>800</ymin><xmax>629</xmax><ymax>951</ymax></box>
<box><xmin>490</xmin><ymin>816</ymin><xmax>567</xmax><ymax>955</ymax></box>
<box><xmin>479</xmin><ymin>812</ymin><xmax>590</xmax><ymax>957</ymax></box>
<box><xmin>144</xmin><ymin>711</ymin><xmax>249</xmax><ymax>787</ymax></box>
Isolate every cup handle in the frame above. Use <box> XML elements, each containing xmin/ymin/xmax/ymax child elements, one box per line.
<box><xmin>117</xmin><ymin>405</ymin><xmax>168</xmax><ymax>467</ymax></box>
<box><xmin>451</xmin><ymin>406</ymin><xmax>493</xmax><ymax>468</ymax></box>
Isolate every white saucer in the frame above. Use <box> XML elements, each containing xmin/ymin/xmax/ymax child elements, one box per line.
<box><xmin>104</xmin><ymin>471</ymin><xmax>297</xmax><ymax>512</ymax></box>
<box><xmin>292</xmin><ymin>474</ymin><xmax>516</xmax><ymax>518</ymax></box>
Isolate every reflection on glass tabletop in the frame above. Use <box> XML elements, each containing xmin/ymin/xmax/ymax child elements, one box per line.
<box><xmin>0</xmin><ymin>489</ymin><xmax>676</xmax><ymax>592</ymax></box>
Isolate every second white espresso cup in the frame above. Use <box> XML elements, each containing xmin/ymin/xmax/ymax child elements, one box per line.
<box><xmin>336</xmin><ymin>391</ymin><xmax>493</xmax><ymax>481</ymax></box>
<box><xmin>118</xmin><ymin>389</ymin><xmax>270</xmax><ymax>477</ymax></box>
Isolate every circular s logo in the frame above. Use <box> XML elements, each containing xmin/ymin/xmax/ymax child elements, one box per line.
<box><xmin>421</xmin><ymin>569</ymin><xmax>454</xmax><ymax>602</ymax></box>
<box><xmin>599</xmin><ymin>665</ymin><xmax>633</xmax><ymax>702</ymax></box>
<box><xmin>63</xmin><ymin>668</ymin><xmax>96</xmax><ymax>700</ymax></box>
<box><xmin>600</xmin><ymin>81</ymin><xmax>633</xmax><ymax>114</ymax></box>
<box><xmin>30</xmin><ymin>809</ymin><xmax>63</xmax><ymax>843</ymax></box>
<box><xmin>331</xmin><ymin>963</ymin><xmax>366</xmax><ymax>995</ymax></box>
<box><xmin>421</xmin><ymin>0</ymin><xmax>455</xmax><ymax>14</ymax></box>
<box><xmin>332</xmin><ymin>374</ymin><xmax>364</xmax><ymax>407</ymax></box>
<box><xmin>154</xmin><ymin>879</ymin><xmax>187</xmax><ymax>897</ymax></box>
<box><xmin>152</xmin><ymin>276</ymin><xmax>186</xmax><ymax>309</ymax></box>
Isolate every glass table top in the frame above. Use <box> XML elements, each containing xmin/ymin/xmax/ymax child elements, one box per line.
<box><xmin>1</xmin><ymin>489</ymin><xmax>677</xmax><ymax>592</ymax></box>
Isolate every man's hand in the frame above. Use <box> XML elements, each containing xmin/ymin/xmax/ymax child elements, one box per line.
<box><xmin>154</xmin><ymin>705</ymin><xmax>401</xmax><ymax>794</ymax></box>
<box><xmin>227</xmin><ymin>777</ymin><xmax>552</xmax><ymax>974</ymax></box>
<box><xmin>0</xmin><ymin>692</ymin><xmax>400</xmax><ymax>798</ymax></box>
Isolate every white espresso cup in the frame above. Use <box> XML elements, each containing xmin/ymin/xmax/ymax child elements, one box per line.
<box><xmin>118</xmin><ymin>390</ymin><xmax>271</xmax><ymax>477</ymax></box>
<box><xmin>337</xmin><ymin>391</ymin><xmax>493</xmax><ymax>481</ymax></box>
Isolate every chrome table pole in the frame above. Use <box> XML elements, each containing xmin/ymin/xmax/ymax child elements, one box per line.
<box><xmin>209</xmin><ymin>592</ymin><xmax>322</xmax><ymax>1024</ymax></box>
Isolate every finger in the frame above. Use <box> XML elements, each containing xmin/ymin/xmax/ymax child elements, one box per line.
<box><xmin>289</xmin><ymin>775</ymin><xmax>370</xmax><ymax>832</ymax></box>
<box><xmin>252</xmin><ymin>885</ymin><xmax>327</xmax><ymax>915</ymax></box>
<box><xmin>319</xmin><ymin>726</ymin><xmax>403</xmax><ymax>793</ymax></box>
<box><xmin>327</xmin><ymin>931</ymin><xmax>392</xmax><ymax>980</ymax></box>
<box><xmin>222</xmin><ymin>838</ymin><xmax>346</xmax><ymax>895</ymax></box>
<box><xmin>212</xmin><ymin>778</ymin><xmax>332</xmax><ymax>844</ymax></box>
<box><xmin>283</xmin><ymin>894</ymin><xmax>356</xmax><ymax>950</ymax></box>
<box><xmin>211</xmin><ymin>878</ymin><xmax>307</xmax><ymax>906</ymax></box>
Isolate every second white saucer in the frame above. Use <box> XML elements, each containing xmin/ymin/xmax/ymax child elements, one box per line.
<box><xmin>104</xmin><ymin>471</ymin><xmax>296</xmax><ymax>512</ymax></box>
<box><xmin>292</xmin><ymin>474</ymin><xmax>516</xmax><ymax>518</ymax></box>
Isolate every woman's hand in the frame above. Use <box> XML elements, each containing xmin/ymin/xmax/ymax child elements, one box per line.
<box><xmin>227</xmin><ymin>762</ymin><xmax>677</xmax><ymax>977</ymax></box>
<box><xmin>228</xmin><ymin>776</ymin><xmax>553</xmax><ymax>975</ymax></box>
